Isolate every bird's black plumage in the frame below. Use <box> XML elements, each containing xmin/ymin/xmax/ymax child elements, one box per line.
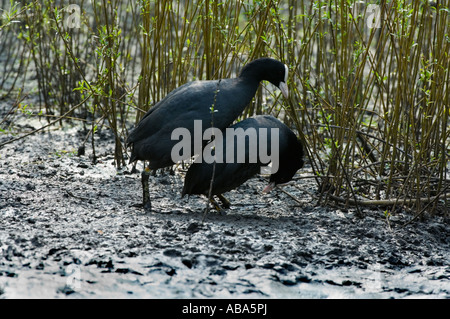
<box><xmin>126</xmin><ymin>58</ymin><xmax>289</xmax><ymax>209</ymax></box>
<box><xmin>182</xmin><ymin>115</ymin><xmax>304</xmax><ymax>199</ymax></box>
<box><xmin>127</xmin><ymin>58</ymin><xmax>288</xmax><ymax>168</ymax></box>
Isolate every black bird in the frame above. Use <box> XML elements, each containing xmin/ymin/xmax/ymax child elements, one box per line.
<box><xmin>182</xmin><ymin>115</ymin><xmax>304</xmax><ymax>210</ymax></box>
<box><xmin>127</xmin><ymin>58</ymin><xmax>289</xmax><ymax>210</ymax></box>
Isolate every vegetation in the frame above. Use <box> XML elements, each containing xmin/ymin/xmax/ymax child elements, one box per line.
<box><xmin>0</xmin><ymin>0</ymin><xmax>449</xmax><ymax>218</ymax></box>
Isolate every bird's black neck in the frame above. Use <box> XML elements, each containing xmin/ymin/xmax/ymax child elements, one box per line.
<box><xmin>238</xmin><ymin>60</ymin><xmax>267</xmax><ymax>83</ymax></box>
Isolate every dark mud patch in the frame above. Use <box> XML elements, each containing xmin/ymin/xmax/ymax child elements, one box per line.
<box><xmin>0</xmin><ymin>123</ymin><xmax>449</xmax><ymax>298</ymax></box>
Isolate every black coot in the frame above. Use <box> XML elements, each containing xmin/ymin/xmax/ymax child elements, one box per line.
<box><xmin>182</xmin><ymin>115</ymin><xmax>304</xmax><ymax>209</ymax></box>
<box><xmin>127</xmin><ymin>58</ymin><xmax>289</xmax><ymax>210</ymax></box>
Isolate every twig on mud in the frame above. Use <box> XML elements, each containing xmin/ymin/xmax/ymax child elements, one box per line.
<box><xmin>293</xmin><ymin>183</ymin><xmax>318</xmax><ymax>201</ymax></box>
<box><xmin>278</xmin><ymin>187</ymin><xmax>305</xmax><ymax>205</ymax></box>
<box><xmin>259</xmin><ymin>175</ymin><xmax>315</xmax><ymax>205</ymax></box>
<box><xmin>65</xmin><ymin>189</ymin><xmax>91</xmax><ymax>201</ymax></box>
<box><xmin>327</xmin><ymin>192</ymin><xmax>450</xmax><ymax>208</ymax></box>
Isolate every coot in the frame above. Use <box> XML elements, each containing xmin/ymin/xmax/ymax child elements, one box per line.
<box><xmin>182</xmin><ymin>115</ymin><xmax>304</xmax><ymax>209</ymax></box>
<box><xmin>127</xmin><ymin>58</ymin><xmax>289</xmax><ymax>210</ymax></box>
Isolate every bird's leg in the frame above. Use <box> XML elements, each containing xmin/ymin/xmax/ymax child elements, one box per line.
<box><xmin>202</xmin><ymin>196</ymin><xmax>224</xmax><ymax>222</ymax></box>
<box><xmin>209</xmin><ymin>198</ymin><xmax>226</xmax><ymax>215</ymax></box>
<box><xmin>217</xmin><ymin>194</ymin><xmax>231</xmax><ymax>209</ymax></box>
<box><xmin>141</xmin><ymin>166</ymin><xmax>152</xmax><ymax>212</ymax></box>
<box><xmin>130</xmin><ymin>162</ymin><xmax>138</xmax><ymax>174</ymax></box>
<box><xmin>202</xmin><ymin>205</ymin><xmax>210</xmax><ymax>223</ymax></box>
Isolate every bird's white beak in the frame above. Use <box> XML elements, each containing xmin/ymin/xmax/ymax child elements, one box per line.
<box><xmin>279</xmin><ymin>63</ymin><xmax>289</xmax><ymax>99</ymax></box>
<box><xmin>279</xmin><ymin>81</ymin><xmax>289</xmax><ymax>99</ymax></box>
<box><xmin>262</xmin><ymin>182</ymin><xmax>276</xmax><ymax>193</ymax></box>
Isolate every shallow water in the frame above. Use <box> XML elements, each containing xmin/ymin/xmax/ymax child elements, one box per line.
<box><xmin>0</xmin><ymin>122</ymin><xmax>449</xmax><ymax>299</ymax></box>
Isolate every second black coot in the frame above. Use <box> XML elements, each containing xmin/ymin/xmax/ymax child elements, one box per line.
<box><xmin>127</xmin><ymin>58</ymin><xmax>289</xmax><ymax>210</ymax></box>
<box><xmin>182</xmin><ymin>115</ymin><xmax>304</xmax><ymax>209</ymax></box>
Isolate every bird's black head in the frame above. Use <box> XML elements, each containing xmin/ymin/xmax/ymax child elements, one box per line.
<box><xmin>239</xmin><ymin>58</ymin><xmax>289</xmax><ymax>98</ymax></box>
<box><xmin>263</xmin><ymin>133</ymin><xmax>304</xmax><ymax>193</ymax></box>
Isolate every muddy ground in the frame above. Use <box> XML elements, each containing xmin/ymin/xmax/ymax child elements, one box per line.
<box><xmin>0</xmin><ymin>120</ymin><xmax>449</xmax><ymax>299</ymax></box>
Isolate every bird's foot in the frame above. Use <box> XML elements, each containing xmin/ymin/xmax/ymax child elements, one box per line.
<box><xmin>209</xmin><ymin>198</ymin><xmax>227</xmax><ymax>215</ymax></box>
<box><xmin>217</xmin><ymin>194</ymin><xmax>231</xmax><ymax>209</ymax></box>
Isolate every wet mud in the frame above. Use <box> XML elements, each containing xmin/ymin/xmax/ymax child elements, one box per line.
<box><xmin>0</xmin><ymin>123</ymin><xmax>449</xmax><ymax>298</ymax></box>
